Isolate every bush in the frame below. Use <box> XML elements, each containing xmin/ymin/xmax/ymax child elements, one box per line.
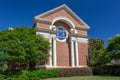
<box><xmin>2</xmin><ymin>69</ymin><xmax>22</xmax><ymax>79</ymax></box>
<box><xmin>0</xmin><ymin>69</ymin><xmax>58</xmax><ymax>80</ymax></box>
<box><xmin>0</xmin><ymin>68</ymin><xmax>93</xmax><ymax>79</ymax></box>
<box><xmin>57</xmin><ymin>67</ymin><xmax>93</xmax><ymax>77</ymax></box>
<box><xmin>26</xmin><ymin>69</ymin><xmax>58</xmax><ymax>79</ymax></box>
<box><xmin>92</xmin><ymin>65</ymin><xmax>120</xmax><ymax>76</ymax></box>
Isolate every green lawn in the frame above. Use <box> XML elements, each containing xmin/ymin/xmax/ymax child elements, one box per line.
<box><xmin>44</xmin><ymin>76</ymin><xmax>120</xmax><ymax>80</ymax></box>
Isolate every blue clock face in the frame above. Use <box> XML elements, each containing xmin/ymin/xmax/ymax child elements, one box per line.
<box><xmin>56</xmin><ymin>27</ymin><xmax>66</xmax><ymax>40</ymax></box>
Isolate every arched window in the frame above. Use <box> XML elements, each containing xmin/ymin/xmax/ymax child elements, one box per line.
<box><xmin>56</xmin><ymin>26</ymin><xmax>68</xmax><ymax>41</ymax></box>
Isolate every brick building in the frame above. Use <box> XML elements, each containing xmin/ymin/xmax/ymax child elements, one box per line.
<box><xmin>34</xmin><ymin>4</ymin><xmax>90</xmax><ymax>68</ymax></box>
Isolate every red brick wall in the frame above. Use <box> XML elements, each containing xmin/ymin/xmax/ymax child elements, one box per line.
<box><xmin>78</xmin><ymin>42</ymin><xmax>88</xmax><ymax>66</ymax></box>
<box><xmin>56</xmin><ymin>40</ymin><xmax>71</xmax><ymax>66</ymax></box>
<box><xmin>36</xmin><ymin>23</ymin><xmax>50</xmax><ymax>29</ymax></box>
<box><xmin>77</xmin><ymin>30</ymin><xmax>87</xmax><ymax>35</ymax></box>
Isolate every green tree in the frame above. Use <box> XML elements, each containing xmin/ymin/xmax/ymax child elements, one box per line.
<box><xmin>0</xmin><ymin>27</ymin><xmax>50</xmax><ymax>70</ymax></box>
<box><xmin>107</xmin><ymin>34</ymin><xmax>120</xmax><ymax>60</ymax></box>
<box><xmin>89</xmin><ymin>38</ymin><xmax>104</xmax><ymax>58</ymax></box>
<box><xmin>0</xmin><ymin>48</ymin><xmax>9</xmax><ymax>71</ymax></box>
<box><xmin>88</xmin><ymin>38</ymin><xmax>110</xmax><ymax>66</ymax></box>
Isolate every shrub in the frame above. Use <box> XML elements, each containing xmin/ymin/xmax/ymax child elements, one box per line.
<box><xmin>2</xmin><ymin>69</ymin><xmax>22</xmax><ymax>78</ymax></box>
<box><xmin>57</xmin><ymin>67</ymin><xmax>93</xmax><ymax>77</ymax></box>
<box><xmin>92</xmin><ymin>65</ymin><xmax>120</xmax><ymax>76</ymax></box>
<box><xmin>0</xmin><ymin>69</ymin><xmax>58</xmax><ymax>80</ymax></box>
<box><xmin>24</xmin><ymin>69</ymin><xmax>58</xmax><ymax>80</ymax></box>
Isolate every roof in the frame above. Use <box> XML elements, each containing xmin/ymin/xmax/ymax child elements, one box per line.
<box><xmin>34</xmin><ymin>4</ymin><xmax>90</xmax><ymax>30</ymax></box>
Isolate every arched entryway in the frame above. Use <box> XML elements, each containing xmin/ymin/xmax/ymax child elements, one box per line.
<box><xmin>54</xmin><ymin>21</ymin><xmax>71</xmax><ymax>66</ymax></box>
<box><xmin>51</xmin><ymin>17</ymin><xmax>78</xmax><ymax>67</ymax></box>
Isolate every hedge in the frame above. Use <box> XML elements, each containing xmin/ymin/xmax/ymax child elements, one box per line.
<box><xmin>0</xmin><ymin>69</ymin><xmax>58</xmax><ymax>80</ymax></box>
<box><xmin>58</xmin><ymin>67</ymin><xmax>93</xmax><ymax>77</ymax></box>
<box><xmin>26</xmin><ymin>69</ymin><xmax>58</xmax><ymax>79</ymax></box>
<box><xmin>0</xmin><ymin>67</ymin><xmax>93</xmax><ymax>79</ymax></box>
<box><xmin>92</xmin><ymin>65</ymin><xmax>120</xmax><ymax>76</ymax></box>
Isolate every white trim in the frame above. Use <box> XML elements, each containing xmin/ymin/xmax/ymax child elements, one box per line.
<box><xmin>77</xmin><ymin>65</ymin><xmax>88</xmax><ymax>68</ymax></box>
<box><xmin>49</xmin><ymin>38</ymin><xmax>52</xmax><ymax>67</ymax></box>
<box><xmin>36</xmin><ymin>31</ymin><xmax>56</xmax><ymax>39</ymax></box>
<box><xmin>71</xmin><ymin>40</ymin><xmax>75</xmax><ymax>67</ymax></box>
<box><xmin>77</xmin><ymin>38</ymin><xmax>88</xmax><ymax>43</ymax></box>
<box><xmin>35</xmin><ymin>65</ymin><xmax>45</xmax><ymax>69</ymax></box>
<box><xmin>46</xmin><ymin>65</ymin><xmax>58</xmax><ymax>68</ymax></box>
<box><xmin>34</xmin><ymin>4</ymin><xmax>90</xmax><ymax>29</ymax></box>
<box><xmin>52</xmin><ymin>17</ymin><xmax>75</xmax><ymax>29</ymax></box>
<box><xmin>75</xmin><ymin>41</ymin><xmax>79</xmax><ymax>67</ymax></box>
<box><xmin>53</xmin><ymin>38</ymin><xmax>57</xmax><ymax>67</ymax></box>
<box><xmin>51</xmin><ymin>17</ymin><xmax>77</xmax><ymax>33</ymax></box>
<box><xmin>70</xmin><ymin>36</ymin><xmax>88</xmax><ymax>43</ymax></box>
<box><xmin>50</xmin><ymin>25</ymin><xmax>52</xmax><ymax>29</ymax></box>
<box><xmin>56</xmin><ymin>26</ymin><xmax>68</xmax><ymax>42</ymax></box>
<box><xmin>36</xmin><ymin>65</ymin><xmax>87</xmax><ymax>68</ymax></box>
<box><xmin>36</xmin><ymin>32</ymin><xmax>51</xmax><ymax>38</ymax></box>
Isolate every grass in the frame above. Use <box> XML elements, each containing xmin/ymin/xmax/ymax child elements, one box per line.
<box><xmin>44</xmin><ymin>76</ymin><xmax>120</xmax><ymax>80</ymax></box>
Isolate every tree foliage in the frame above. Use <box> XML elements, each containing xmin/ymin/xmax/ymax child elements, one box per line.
<box><xmin>0</xmin><ymin>27</ymin><xmax>50</xmax><ymax>70</ymax></box>
<box><xmin>88</xmin><ymin>38</ymin><xmax>110</xmax><ymax>66</ymax></box>
<box><xmin>107</xmin><ymin>34</ymin><xmax>120</xmax><ymax>60</ymax></box>
<box><xmin>89</xmin><ymin>38</ymin><xmax>104</xmax><ymax>58</ymax></box>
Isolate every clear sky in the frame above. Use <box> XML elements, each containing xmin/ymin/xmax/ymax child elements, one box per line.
<box><xmin>0</xmin><ymin>0</ymin><xmax>120</xmax><ymax>45</ymax></box>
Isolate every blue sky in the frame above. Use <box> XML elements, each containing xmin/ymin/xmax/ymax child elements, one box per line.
<box><xmin>0</xmin><ymin>0</ymin><xmax>120</xmax><ymax>45</ymax></box>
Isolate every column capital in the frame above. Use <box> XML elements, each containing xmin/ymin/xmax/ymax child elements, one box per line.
<box><xmin>77</xmin><ymin>38</ymin><xmax>88</xmax><ymax>43</ymax></box>
<box><xmin>52</xmin><ymin>36</ymin><xmax>56</xmax><ymax>40</ymax></box>
<box><xmin>70</xmin><ymin>37</ymin><xmax>77</xmax><ymax>42</ymax></box>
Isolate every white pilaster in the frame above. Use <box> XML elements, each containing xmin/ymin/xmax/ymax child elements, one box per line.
<box><xmin>75</xmin><ymin>41</ymin><xmax>79</xmax><ymax>67</ymax></box>
<box><xmin>49</xmin><ymin>38</ymin><xmax>52</xmax><ymax>67</ymax></box>
<box><xmin>71</xmin><ymin>40</ymin><xmax>75</xmax><ymax>67</ymax></box>
<box><xmin>53</xmin><ymin>38</ymin><xmax>57</xmax><ymax>67</ymax></box>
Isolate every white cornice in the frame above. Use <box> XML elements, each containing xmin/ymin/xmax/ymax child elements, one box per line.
<box><xmin>34</xmin><ymin>4</ymin><xmax>90</xmax><ymax>30</ymax></box>
<box><xmin>71</xmin><ymin>37</ymin><xmax>88</xmax><ymax>43</ymax></box>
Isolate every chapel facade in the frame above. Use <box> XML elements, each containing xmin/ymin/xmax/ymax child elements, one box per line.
<box><xmin>34</xmin><ymin>4</ymin><xmax>90</xmax><ymax>68</ymax></box>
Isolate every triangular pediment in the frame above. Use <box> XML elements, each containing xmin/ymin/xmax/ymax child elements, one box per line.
<box><xmin>34</xmin><ymin>4</ymin><xmax>90</xmax><ymax>30</ymax></box>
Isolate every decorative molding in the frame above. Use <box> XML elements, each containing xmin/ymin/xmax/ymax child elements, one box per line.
<box><xmin>77</xmin><ymin>38</ymin><xmax>88</xmax><ymax>43</ymax></box>
<box><xmin>75</xmin><ymin>26</ymin><xmax>88</xmax><ymax>31</ymax></box>
<box><xmin>34</xmin><ymin>18</ymin><xmax>51</xmax><ymax>25</ymax></box>
<box><xmin>34</xmin><ymin>4</ymin><xmax>90</xmax><ymax>30</ymax></box>
<box><xmin>56</xmin><ymin>26</ymin><xmax>69</xmax><ymax>42</ymax></box>
<box><xmin>70</xmin><ymin>37</ymin><xmax>88</xmax><ymax>43</ymax></box>
<box><xmin>77</xmin><ymin>65</ymin><xmax>88</xmax><ymax>68</ymax></box>
<box><xmin>70</xmin><ymin>34</ymin><xmax>88</xmax><ymax>38</ymax></box>
<box><xmin>35</xmin><ymin>65</ymin><xmax>45</xmax><ymax>69</ymax></box>
<box><xmin>46</xmin><ymin>65</ymin><xmax>58</xmax><ymax>68</ymax></box>
<box><xmin>52</xmin><ymin>16</ymin><xmax>75</xmax><ymax>29</ymax></box>
<box><xmin>51</xmin><ymin>16</ymin><xmax>77</xmax><ymax>33</ymax></box>
<box><xmin>35</xmin><ymin>65</ymin><xmax>87</xmax><ymax>69</ymax></box>
<box><xmin>36</xmin><ymin>31</ymin><xmax>56</xmax><ymax>39</ymax></box>
<box><xmin>36</xmin><ymin>28</ymin><xmax>56</xmax><ymax>34</ymax></box>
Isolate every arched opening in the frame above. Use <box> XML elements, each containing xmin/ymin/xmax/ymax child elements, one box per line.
<box><xmin>51</xmin><ymin>17</ymin><xmax>77</xmax><ymax>33</ymax></box>
<box><xmin>53</xmin><ymin>20</ymin><xmax>72</xmax><ymax>66</ymax></box>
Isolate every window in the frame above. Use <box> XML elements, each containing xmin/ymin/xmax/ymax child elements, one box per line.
<box><xmin>56</xmin><ymin>26</ymin><xmax>68</xmax><ymax>41</ymax></box>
